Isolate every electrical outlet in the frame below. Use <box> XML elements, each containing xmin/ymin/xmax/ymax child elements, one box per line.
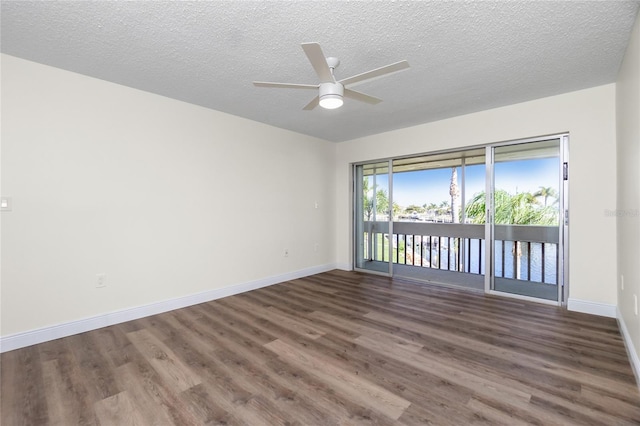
<box><xmin>284</xmin><ymin>249</ymin><xmax>289</xmax><ymax>257</ymax></box>
<box><xmin>635</xmin><ymin>294</ymin><xmax>638</xmax><ymax>316</ymax></box>
<box><xmin>314</xmin><ymin>243</ymin><xmax>319</xmax><ymax>252</ymax></box>
<box><xmin>96</xmin><ymin>273</ymin><xmax>107</xmax><ymax>288</ymax></box>
<box><xmin>0</xmin><ymin>197</ymin><xmax>12</xmax><ymax>212</ymax></box>
<box><xmin>621</xmin><ymin>274</ymin><xmax>624</xmax><ymax>291</ymax></box>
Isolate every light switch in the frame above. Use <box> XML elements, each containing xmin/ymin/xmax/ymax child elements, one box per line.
<box><xmin>0</xmin><ymin>197</ymin><xmax>11</xmax><ymax>212</ymax></box>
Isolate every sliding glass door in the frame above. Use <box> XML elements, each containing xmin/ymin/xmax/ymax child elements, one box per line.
<box><xmin>389</xmin><ymin>149</ymin><xmax>486</xmax><ymax>290</ymax></box>
<box><xmin>353</xmin><ymin>134</ymin><xmax>568</xmax><ymax>305</ymax></box>
<box><xmin>488</xmin><ymin>137</ymin><xmax>567</xmax><ymax>302</ymax></box>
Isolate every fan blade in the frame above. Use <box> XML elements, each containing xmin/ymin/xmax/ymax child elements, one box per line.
<box><xmin>253</xmin><ymin>81</ymin><xmax>318</xmax><ymax>89</ymax></box>
<box><xmin>301</xmin><ymin>43</ymin><xmax>335</xmax><ymax>83</ymax></box>
<box><xmin>339</xmin><ymin>60</ymin><xmax>409</xmax><ymax>87</ymax></box>
<box><xmin>302</xmin><ymin>96</ymin><xmax>319</xmax><ymax>110</ymax></box>
<box><xmin>344</xmin><ymin>89</ymin><xmax>382</xmax><ymax>105</ymax></box>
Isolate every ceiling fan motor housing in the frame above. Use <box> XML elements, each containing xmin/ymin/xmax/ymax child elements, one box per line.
<box><xmin>319</xmin><ymin>82</ymin><xmax>344</xmax><ymax>98</ymax></box>
<box><xmin>319</xmin><ymin>82</ymin><xmax>344</xmax><ymax>109</ymax></box>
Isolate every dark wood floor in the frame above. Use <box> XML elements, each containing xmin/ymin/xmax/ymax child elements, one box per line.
<box><xmin>2</xmin><ymin>270</ymin><xmax>640</xmax><ymax>425</ymax></box>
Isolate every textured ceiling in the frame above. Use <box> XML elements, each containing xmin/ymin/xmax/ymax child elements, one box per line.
<box><xmin>2</xmin><ymin>1</ymin><xmax>639</xmax><ymax>142</ymax></box>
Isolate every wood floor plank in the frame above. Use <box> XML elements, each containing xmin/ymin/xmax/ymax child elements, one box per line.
<box><xmin>161</xmin><ymin>309</ymin><xmax>344</xmax><ymax>425</ymax></box>
<box><xmin>41</xmin><ymin>358</ymin><xmax>97</xmax><ymax>426</ymax></box>
<box><xmin>264</xmin><ymin>338</ymin><xmax>411</xmax><ymax>421</ymax></box>
<box><xmin>113</xmin><ymin>355</ymin><xmax>199</xmax><ymax>425</ymax></box>
<box><xmin>94</xmin><ymin>390</ymin><xmax>147</xmax><ymax>425</ymax></box>
<box><xmin>277</xmin><ymin>330</ymin><xmax>482</xmax><ymax>424</ymax></box>
<box><xmin>66</xmin><ymin>333</ymin><xmax>120</xmax><ymax>403</ymax></box>
<box><xmin>217</xmin><ymin>294</ymin><xmax>359</xmax><ymax>342</ymax></box>
<box><xmin>179</xmin><ymin>383</ymin><xmax>238</xmax><ymax>426</ymax></box>
<box><xmin>126</xmin><ymin>328</ymin><xmax>202</xmax><ymax>393</ymax></box>
<box><xmin>314</xmin><ymin>331</ymin><xmax>475</xmax><ymax>406</ymax></box>
<box><xmin>465</xmin><ymin>397</ymin><xmax>533</xmax><ymax>426</ymax></box>
<box><xmin>93</xmin><ymin>325</ymin><xmax>136</xmax><ymax>369</ymax></box>
<box><xmin>580</xmin><ymin>383</ymin><xmax>640</xmax><ymax>412</ymax></box>
<box><xmin>165</xmin><ymin>311</ymin><xmax>350</xmax><ymax>424</ymax></box>
<box><xmin>354</xmin><ymin>334</ymin><xmax>532</xmax><ymax>405</ymax></box>
<box><xmin>255</xmin><ymin>283</ymin><xmax>373</xmax><ymax>320</ymax></box>
<box><xmin>464</xmin><ymin>396</ymin><xmax>545</xmax><ymax>426</ymax></box>
<box><xmin>364</xmin><ymin>309</ymin><xmax>639</xmax><ymax>399</ymax></box>
<box><xmin>3</xmin><ymin>269</ymin><xmax>640</xmax><ymax>424</ymax></box>
<box><xmin>220</xmin><ymin>295</ymin><xmax>327</xmax><ymax>340</ymax></box>
<box><xmin>310</xmin><ymin>310</ymin><xmax>424</xmax><ymax>352</ymax></box>
<box><xmin>38</xmin><ymin>338</ymin><xmax>97</xmax><ymax>426</ymax></box>
<box><xmin>41</xmin><ymin>359</ymin><xmax>68</xmax><ymax>426</ymax></box>
<box><xmin>1</xmin><ymin>346</ymin><xmax>50</xmax><ymax>425</ymax></box>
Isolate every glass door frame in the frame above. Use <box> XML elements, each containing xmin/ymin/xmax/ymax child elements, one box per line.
<box><xmin>484</xmin><ymin>134</ymin><xmax>569</xmax><ymax>306</ymax></box>
<box><xmin>351</xmin><ymin>133</ymin><xmax>569</xmax><ymax>307</ymax></box>
<box><xmin>353</xmin><ymin>159</ymin><xmax>394</xmax><ymax>277</ymax></box>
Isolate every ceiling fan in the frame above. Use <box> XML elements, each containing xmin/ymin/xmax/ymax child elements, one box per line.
<box><xmin>253</xmin><ymin>42</ymin><xmax>410</xmax><ymax>110</ymax></box>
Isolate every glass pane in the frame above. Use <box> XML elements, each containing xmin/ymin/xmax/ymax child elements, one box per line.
<box><xmin>388</xmin><ymin>150</ymin><xmax>486</xmax><ymax>291</ymax></box>
<box><xmin>462</xmin><ymin>163</ymin><xmax>487</xmax><ymax>224</ymax></box>
<box><xmin>492</xmin><ymin>139</ymin><xmax>561</xmax><ymax>301</ymax></box>
<box><xmin>355</xmin><ymin>162</ymin><xmax>391</xmax><ymax>274</ymax></box>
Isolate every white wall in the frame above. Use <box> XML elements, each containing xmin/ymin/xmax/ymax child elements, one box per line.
<box><xmin>0</xmin><ymin>52</ymin><xmax>624</xmax><ymax>344</ymax></box>
<box><xmin>616</xmin><ymin>12</ymin><xmax>640</xmax><ymax>366</ymax></box>
<box><xmin>1</xmin><ymin>54</ymin><xmax>336</xmax><ymax>337</ymax></box>
<box><xmin>336</xmin><ymin>84</ymin><xmax>618</xmax><ymax>307</ymax></box>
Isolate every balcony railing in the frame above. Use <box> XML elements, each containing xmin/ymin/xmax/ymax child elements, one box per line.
<box><xmin>363</xmin><ymin>221</ymin><xmax>559</xmax><ymax>284</ymax></box>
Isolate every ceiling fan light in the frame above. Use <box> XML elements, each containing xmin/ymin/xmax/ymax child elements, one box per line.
<box><xmin>319</xmin><ymin>94</ymin><xmax>343</xmax><ymax>109</ymax></box>
<box><xmin>318</xmin><ymin>82</ymin><xmax>344</xmax><ymax>109</ymax></box>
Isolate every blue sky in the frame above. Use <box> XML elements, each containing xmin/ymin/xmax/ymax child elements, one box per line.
<box><xmin>369</xmin><ymin>158</ymin><xmax>560</xmax><ymax>208</ymax></box>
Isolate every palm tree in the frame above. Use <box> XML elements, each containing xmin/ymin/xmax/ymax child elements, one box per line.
<box><xmin>424</xmin><ymin>203</ymin><xmax>439</xmax><ymax>215</ymax></box>
<box><xmin>392</xmin><ymin>202</ymin><xmax>402</xmax><ymax>219</ymax></box>
<box><xmin>362</xmin><ymin>177</ymin><xmax>374</xmax><ymax>221</ymax></box>
<box><xmin>533</xmin><ymin>186</ymin><xmax>558</xmax><ymax>207</ymax></box>
<box><xmin>376</xmin><ymin>189</ymin><xmax>389</xmax><ymax>218</ymax></box>
<box><xmin>437</xmin><ymin>200</ymin><xmax>451</xmax><ymax>218</ymax></box>
<box><xmin>465</xmin><ymin>190</ymin><xmax>557</xmax><ymax>225</ymax></box>
<box><xmin>361</xmin><ymin>178</ymin><xmax>391</xmax><ymax>220</ymax></box>
<box><xmin>465</xmin><ymin>189</ymin><xmax>558</xmax><ymax>279</ymax></box>
<box><xmin>426</xmin><ymin>202</ymin><xmax>439</xmax><ymax>210</ymax></box>
<box><xmin>450</xmin><ymin>167</ymin><xmax>460</xmax><ymax>224</ymax></box>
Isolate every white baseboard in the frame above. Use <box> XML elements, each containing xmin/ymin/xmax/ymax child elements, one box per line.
<box><xmin>336</xmin><ymin>262</ymin><xmax>353</xmax><ymax>271</ymax></box>
<box><xmin>617</xmin><ymin>307</ymin><xmax>640</xmax><ymax>391</ymax></box>
<box><xmin>567</xmin><ymin>298</ymin><xmax>617</xmax><ymax>318</ymax></box>
<box><xmin>0</xmin><ymin>263</ymin><xmax>336</xmax><ymax>353</ymax></box>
